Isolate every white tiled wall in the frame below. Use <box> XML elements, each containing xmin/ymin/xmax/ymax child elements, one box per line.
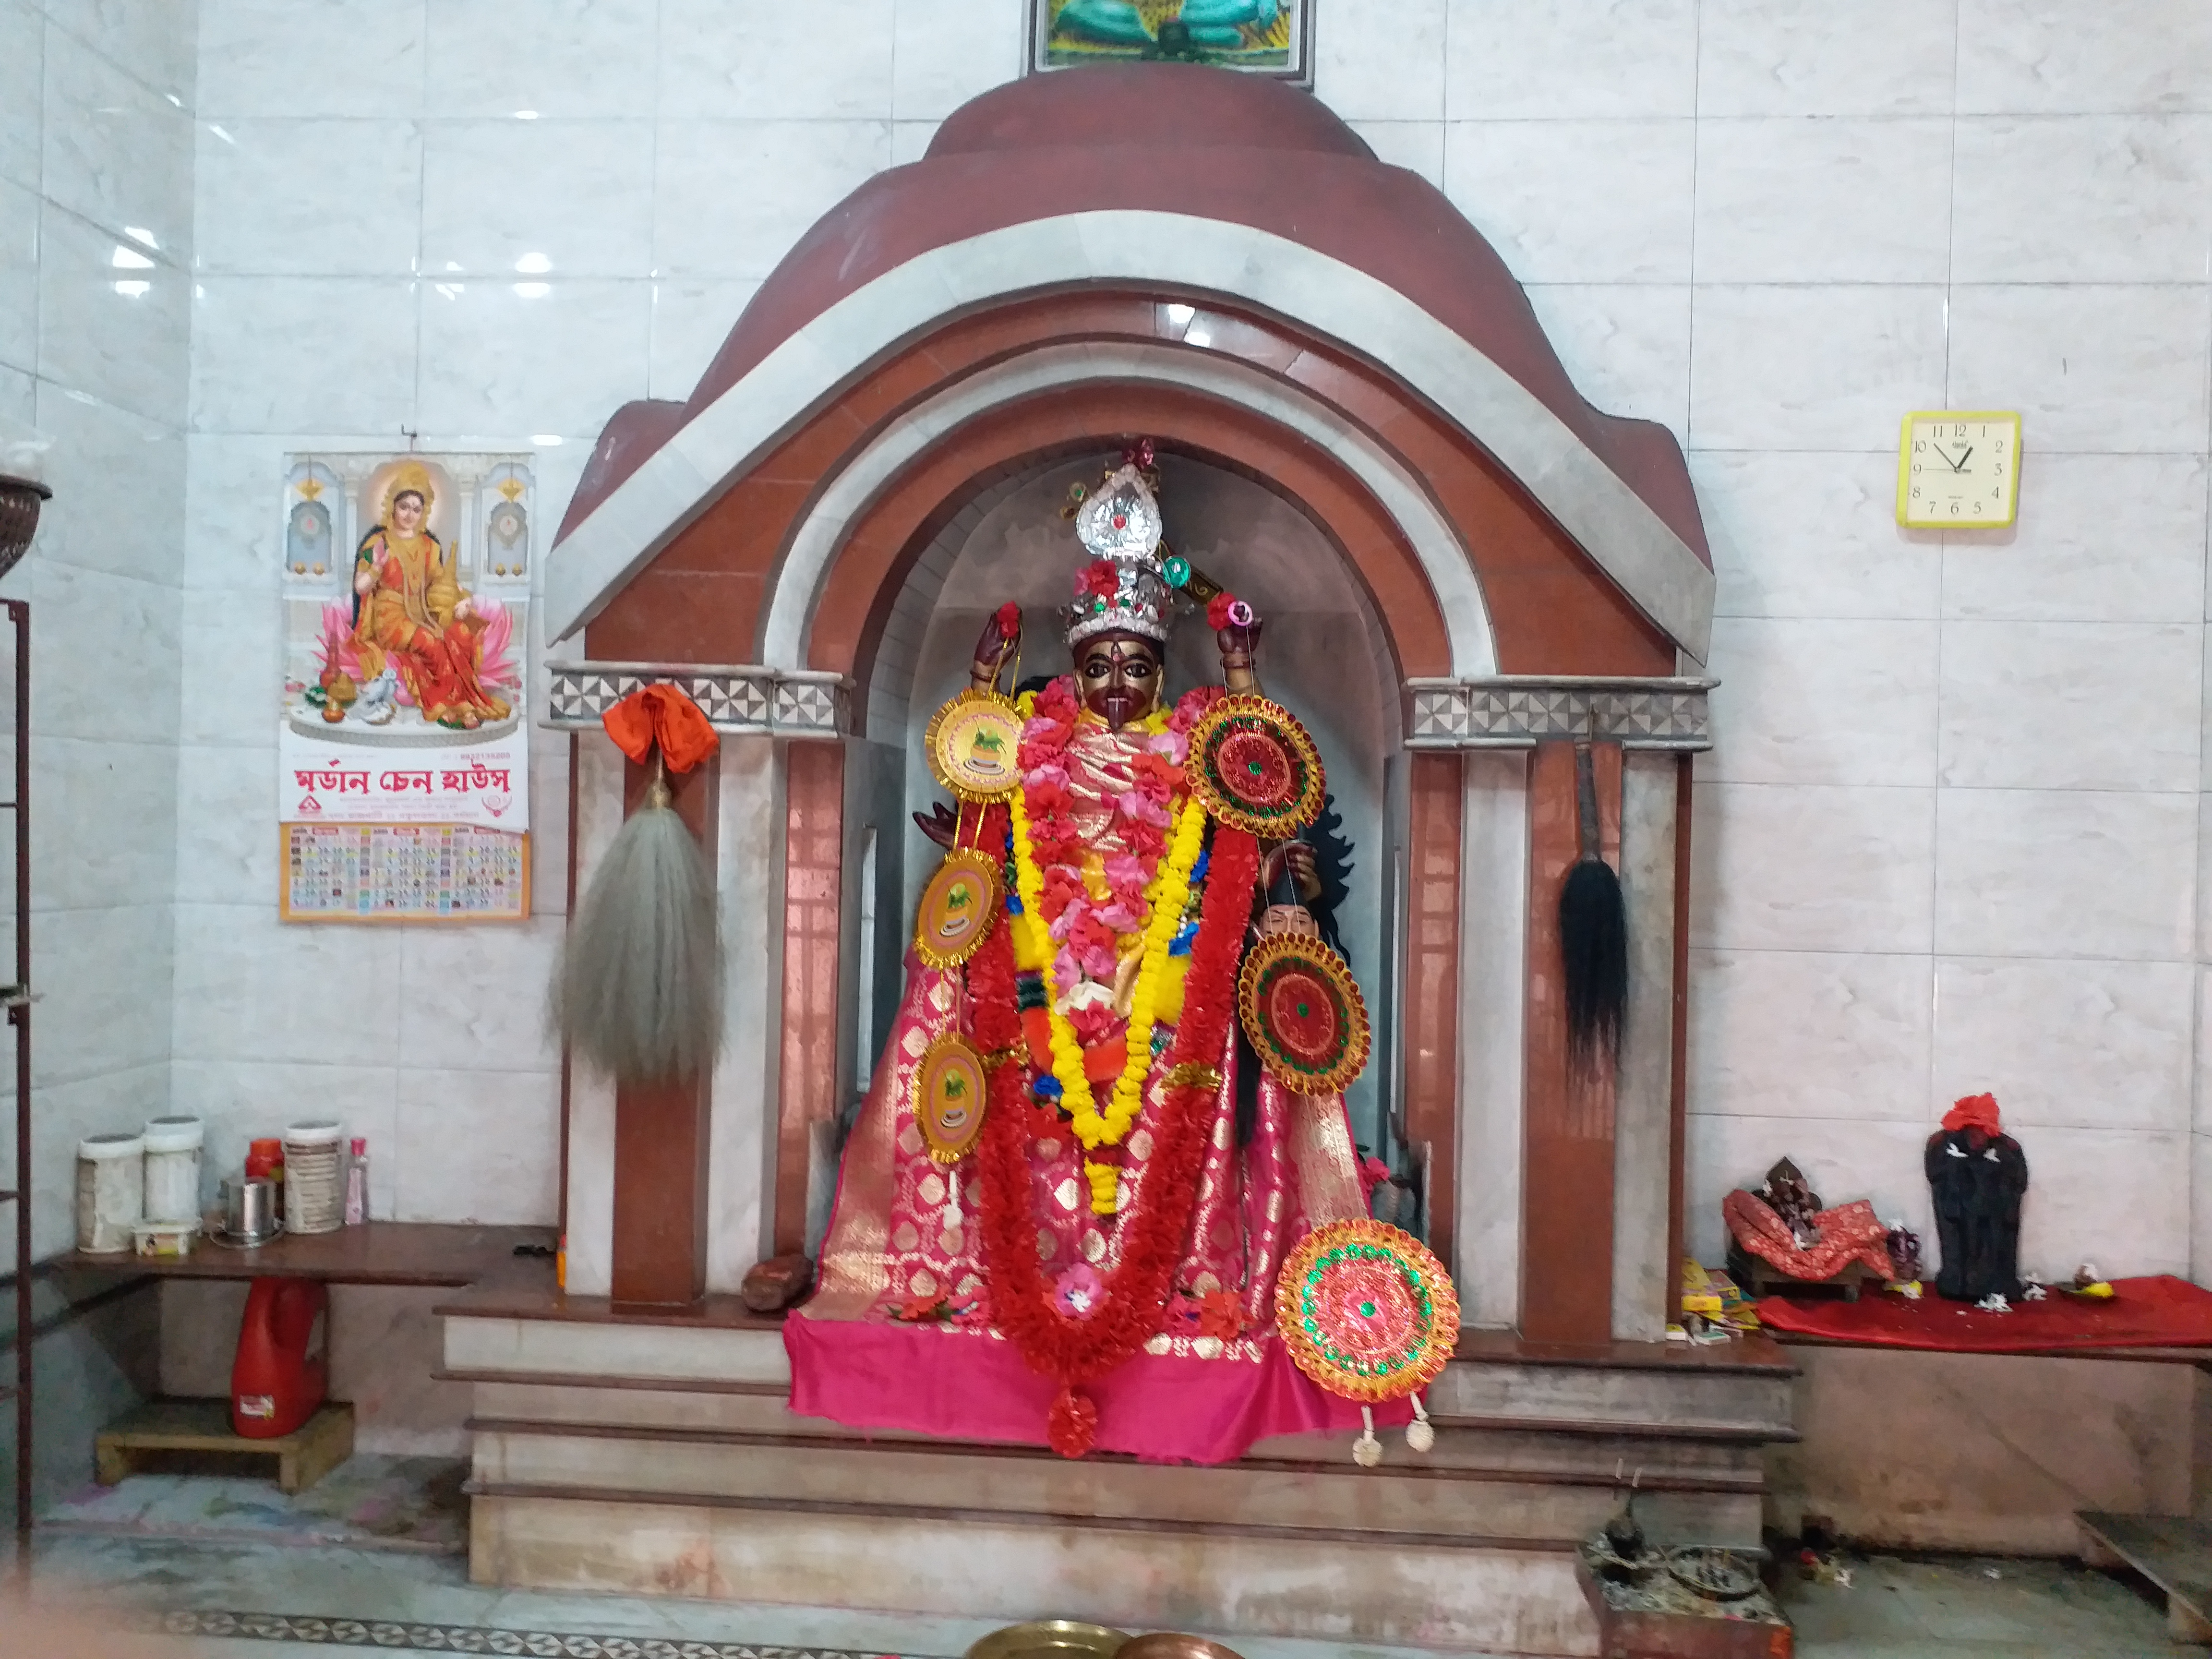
<box><xmin>0</xmin><ymin>0</ymin><xmax>196</xmax><ymax>1265</ymax></box>
<box><xmin>132</xmin><ymin>0</ymin><xmax>2212</xmax><ymax>1283</ymax></box>
<box><xmin>167</xmin><ymin>0</ymin><xmax>1026</xmax><ymax>1232</ymax></box>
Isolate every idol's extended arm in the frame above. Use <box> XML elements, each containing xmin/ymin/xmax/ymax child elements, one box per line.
<box><xmin>1218</xmin><ymin>612</ymin><xmax>1322</xmax><ymax>904</ymax></box>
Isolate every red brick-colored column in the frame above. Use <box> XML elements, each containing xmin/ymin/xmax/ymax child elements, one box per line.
<box><xmin>774</xmin><ymin>742</ymin><xmax>845</xmax><ymax>1255</ymax></box>
<box><xmin>610</xmin><ymin>750</ymin><xmax>719</xmax><ymax>1307</ymax></box>
<box><xmin>1403</xmin><ymin>751</ymin><xmax>1463</xmax><ymax>1273</ymax></box>
<box><xmin>1520</xmin><ymin>739</ymin><xmax>1623</xmax><ymax>1344</ymax></box>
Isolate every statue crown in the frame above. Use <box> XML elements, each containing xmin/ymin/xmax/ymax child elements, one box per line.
<box><xmin>1063</xmin><ymin>463</ymin><xmax>1174</xmax><ymax>647</ymax></box>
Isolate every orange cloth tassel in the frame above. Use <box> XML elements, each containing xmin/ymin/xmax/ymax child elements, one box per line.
<box><xmin>603</xmin><ymin>683</ymin><xmax>719</xmax><ymax>774</ymax></box>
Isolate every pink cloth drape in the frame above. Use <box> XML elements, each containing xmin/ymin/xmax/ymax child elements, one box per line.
<box><xmin>785</xmin><ymin>1314</ymin><xmax>1408</xmax><ymax>1464</ymax></box>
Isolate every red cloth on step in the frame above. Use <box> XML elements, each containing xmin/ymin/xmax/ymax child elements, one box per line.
<box><xmin>1757</xmin><ymin>1274</ymin><xmax>2212</xmax><ymax>1352</ymax></box>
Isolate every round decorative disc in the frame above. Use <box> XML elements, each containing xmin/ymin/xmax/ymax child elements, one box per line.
<box><xmin>1186</xmin><ymin>695</ymin><xmax>1325</xmax><ymax>837</ymax></box>
<box><xmin>1276</xmin><ymin>1219</ymin><xmax>1460</xmax><ymax>1404</ymax></box>
<box><xmin>925</xmin><ymin>689</ymin><xmax>1024</xmax><ymax>802</ymax></box>
<box><xmin>1238</xmin><ymin>933</ymin><xmax>1370</xmax><ymax>1096</ymax></box>
<box><xmin>913</xmin><ymin>1034</ymin><xmax>988</xmax><ymax>1165</ymax></box>
<box><xmin>914</xmin><ymin>850</ymin><xmax>1000</xmax><ymax>970</ymax></box>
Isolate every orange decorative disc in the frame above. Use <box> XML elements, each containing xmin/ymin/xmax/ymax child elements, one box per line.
<box><xmin>914</xmin><ymin>849</ymin><xmax>1000</xmax><ymax>970</ymax></box>
<box><xmin>1277</xmin><ymin>1219</ymin><xmax>1460</xmax><ymax>1404</ymax></box>
<box><xmin>1237</xmin><ymin>932</ymin><xmax>1370</xmax><ymax>1096</ymax></box>
<box><xmin>913</xmin><ymin>1034</ymin><xmax>988</xmax><ymax>1165</ymax></box>
<box><xmin>925</xmin><ymin>689</ymin><xmax>1023</xmax><ymax>802</ymax></box>
<box><xmin>1187</xmin><ymin>694</ymin><xmax>1325</xmax><ymax>837</ymax></box>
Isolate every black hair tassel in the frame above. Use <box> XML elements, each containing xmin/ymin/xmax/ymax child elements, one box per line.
<box><xmin>1560</xmin><ymin>742</ymin><xmax>1627</xmax><ymax>1074</ymax></box>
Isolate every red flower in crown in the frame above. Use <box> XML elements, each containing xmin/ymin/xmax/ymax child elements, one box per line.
<box><xmin>1077</xmin><ymin>561</ymin><xmax>1121</xmax><ymax>603</ymax></box>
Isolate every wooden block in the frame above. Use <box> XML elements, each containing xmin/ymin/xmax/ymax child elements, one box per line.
<box><xmin>278</xmin><ymin>1402</ymin><xmax>355</xmax><ymax>1494</ymax></box>
<box><xmin>95</xmin><ymin>1400</ymin><xmax>355</xmax><ymax>1494</ymax></box>
<box><xmin>2078</xmin><ymin>1511</ymin><xmax>2212</xmax><ymax>1646</ymax></box>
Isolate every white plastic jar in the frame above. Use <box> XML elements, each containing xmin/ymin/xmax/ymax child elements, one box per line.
<box><xmin>141</xmin><ymin>1116</ymin><xmax>204</xmax><ymax>1225</ymax></box>
<box><xmin>76</xmin><ymin>1132</ymin><xmax>144</xmax><ymax>1253</ymax></box>
<box><xmin>283</xmin><ymin>1120</ymin><xmax>345</xmax><ymax>1236</ymax></box>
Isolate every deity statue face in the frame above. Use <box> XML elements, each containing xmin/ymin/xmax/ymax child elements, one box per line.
<box><xmin>1075</xmin><ymin>631</ymin><xmax>1162</xmax><ymax>731</ymax></box>
<box><xmin>392</xmin><ymin>490</ymin><xmax>427</xmax><ymax>536</ymax></box>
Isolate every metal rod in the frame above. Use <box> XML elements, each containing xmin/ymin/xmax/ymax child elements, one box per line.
<box><xmin>12</xmin><ymin>597</ymin><xmax>29</xmax><ymax>1572</ymax></box>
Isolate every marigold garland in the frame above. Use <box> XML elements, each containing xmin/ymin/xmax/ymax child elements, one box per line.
<box><xmin>970</xmin><ymin>821</ymin><xmax>1262</xmax><ymax>1457</ymax></box>
<box><xmin>1007</xmin><ymin>690</ymin><xmax>1205</xmax><ymax>1215</ymax></box>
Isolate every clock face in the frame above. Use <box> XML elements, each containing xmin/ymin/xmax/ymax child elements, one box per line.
<box><xmin>1898</xmin><ymin>412</ymin><xmax>2021</xmax><ymax>528</ymax></box>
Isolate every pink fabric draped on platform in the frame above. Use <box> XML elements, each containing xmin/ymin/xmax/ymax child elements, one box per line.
<box><xmin>785</xmin><ymin>1313</ymin><xmax>1408</xmax><ymax>1464</ymax></box>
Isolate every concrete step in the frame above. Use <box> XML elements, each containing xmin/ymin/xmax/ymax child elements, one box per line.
<box><xmin>469</xmin><ymin>1487</ymin><xmax>1607</xmax><ymax>1656</ymax></box>
<box><xmin>469</xmin><ymin>1419</ymin><xmax>1762</xmax><ymax>1547</ymax></box>
<box><xmin>467</xmin><ymin>1376</ymin><xmax>1771</xmax><ymax>1483</ymax></box>
<box><xmin>443</xmin><ymin>1321</ymin><xmax>1795</xmax><ymax>1441</ymax></box>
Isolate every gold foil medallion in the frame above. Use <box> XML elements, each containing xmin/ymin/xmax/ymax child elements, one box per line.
<box><xmin>914</xmin><ymin>849</ymin><xmax>1000</xmax><ymax>969</ymax></box>
<box><xmin>925</xmin><ymin>689</ymin><xmax>1023</xmax><ymax>801</ymax></box>
<box><xmin>912</xmin><ymin>1034</ymin><xmax>987</xmax><ymax>1165</ymax></box>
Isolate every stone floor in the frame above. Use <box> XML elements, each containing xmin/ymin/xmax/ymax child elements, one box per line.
<box><xmin>0</xmin><ymin>1531</ymin><xmax>2193</xmax><ymax>1659</ymax></box>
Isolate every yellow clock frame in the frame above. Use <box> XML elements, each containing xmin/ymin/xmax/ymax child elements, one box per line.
<box><xmin>1897</xmin><ymin>410</ymin><xmax>2022</xmax><ymax>529</ymax></box>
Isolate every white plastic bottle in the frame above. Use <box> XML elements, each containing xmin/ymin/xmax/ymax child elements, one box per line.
<box><xmin>344</xmin><ymin>1136</ymin><xmax>368</xmax><ymax>1226</ymax></box>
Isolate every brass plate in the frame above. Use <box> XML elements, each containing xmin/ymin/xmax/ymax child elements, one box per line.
<box><xmin>966</xmin><ymin>1621</ymin><xmax>1131</xmax><ymax>1659</ymax></box>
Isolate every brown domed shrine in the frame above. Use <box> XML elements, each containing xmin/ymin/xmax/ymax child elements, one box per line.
<box><xmin>439</xmin><ymin>61</ymin><xmax>1771</xmax><ymax>1650</ymax></box>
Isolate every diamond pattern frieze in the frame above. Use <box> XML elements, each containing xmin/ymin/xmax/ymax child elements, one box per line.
<box><xmin>546</xmin><ymin>664</ymin><xmax>842</xmax><ymax>736</ymax></box>
<box><xmin>1404</xmin><ymin>677</ymin><xmax>1712</xmax><ymax>751</ymax></box>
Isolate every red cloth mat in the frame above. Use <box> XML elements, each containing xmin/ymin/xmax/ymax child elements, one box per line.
<box><xmin>1757</xmin><ymin>1274</ymin><xmax>2212</xmax><ymax>1352</ymax></box>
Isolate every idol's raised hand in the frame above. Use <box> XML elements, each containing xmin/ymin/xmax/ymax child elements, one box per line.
<box><xmin>971</xmin><ymin>601</ymin><xmax>1021</xmax><ymax>691</ymax></box>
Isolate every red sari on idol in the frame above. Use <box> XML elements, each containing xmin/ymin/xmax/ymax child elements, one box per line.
<box><xmin>787</xmin><ymin>679</ymin><xmax>1390</xmax><ymax>1464</ymax></box>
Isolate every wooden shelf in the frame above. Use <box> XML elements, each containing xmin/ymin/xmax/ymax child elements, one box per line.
<box><xmin>53</xmin><ymin>1222</ymin><xmax>555</xmax><ymax>1288</ymax></box>
<box><xmin>434</xmin><ymin>1281</ymin><xmax>784</xmax><ymax>1329</ymax></box>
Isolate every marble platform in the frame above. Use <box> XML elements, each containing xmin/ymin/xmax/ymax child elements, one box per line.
<box><xmin>440</xmin><ymin>1291</ymin><xmax>1798</xmax><ymax>1655</ymax></box>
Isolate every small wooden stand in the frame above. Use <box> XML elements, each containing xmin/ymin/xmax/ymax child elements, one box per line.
<box><xmin>95</xmin><ymin>1400</ymin><xmax>354</xmax><ymax>1495</ymax></box>
<box><xmin>1727</xmin><ymin>1242</ymin><xmax>1877</xmax><ymax>1303</ymax></box>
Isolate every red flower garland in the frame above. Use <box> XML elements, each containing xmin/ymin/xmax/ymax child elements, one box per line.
<box><xmin>970</xmin><ymin>822</ymin><xmax>1261</xmax><ymax>1457</ymax></box>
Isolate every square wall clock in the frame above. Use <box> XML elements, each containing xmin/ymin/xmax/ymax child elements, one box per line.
<box><xmin>1029</xmin><ymin>0</ymin><xmax>1312</xmax><ymax>82</ymax></box>
<box><xmin>1897</xmin><ymin>411</ymin><xmax>2022</xmax><ymax>529</ymax></box>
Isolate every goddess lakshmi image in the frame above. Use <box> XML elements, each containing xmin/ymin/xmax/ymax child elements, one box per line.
<box><xmin>791</xmin><ymin>452</ymin><xmax>1435</xmax><ymax>1464</ymax></box>
<box><xmin>311</xmin><ymin>461</ymin><xmax>515</xmax><ymax>732</ymax></box>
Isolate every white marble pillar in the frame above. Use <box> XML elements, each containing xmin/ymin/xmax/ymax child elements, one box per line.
<box><xmin>560</xmin><ymin>730</ymin><xmax>627</xmax><ymax>1298</ymax></box>
<box><xmin>1612</xmin><ymin>752</ymin><xmax>1680</xmax><ymax>1341</ymax></box>
<box><xmin>706</xmin><ymin>736</ymin><xmax>785</xmax><ymax>1292</ymax></box>
<box><xmin>1456</xmin><ymin>751</ymin><xmax>1529</xmax><ymax>1329</ymax></box>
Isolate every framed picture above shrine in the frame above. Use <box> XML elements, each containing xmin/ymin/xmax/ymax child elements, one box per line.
<box><xmin>1029</xmin><ymin>0</ymin><xmax>1313</xmax><ymax>82</ymax></box>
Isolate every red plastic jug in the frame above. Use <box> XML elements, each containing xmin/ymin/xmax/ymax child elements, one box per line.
<box><xmin>230</xmin><ymin>1276</ymin><xmax>327</xmax><ymax>1438</ymax></box>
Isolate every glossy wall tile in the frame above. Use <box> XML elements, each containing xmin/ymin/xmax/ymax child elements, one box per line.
<box><xmin>1</xmin><ymin>0</ymin><xmax>2203</xmax><ymax>1283</ymax></box>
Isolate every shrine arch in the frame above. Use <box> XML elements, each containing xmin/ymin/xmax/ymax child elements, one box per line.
<box><xmin>546</xmin><ymin>63</ymin><xmax>1717</xmax><ymax>1349</ymax></box>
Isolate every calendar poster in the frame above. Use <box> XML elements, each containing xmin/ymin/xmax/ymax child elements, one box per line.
<box><xmin>281</xmin><ymin>823</ymin><xmax>530</xmax><ymax>924</ymax></box>
<box><xmin>277</xmin><ymin>451</ymin><xmax>535</xmax><ymax>922</ymax></box>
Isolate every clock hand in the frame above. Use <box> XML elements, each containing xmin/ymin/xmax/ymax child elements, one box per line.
<box><xmin>1953</xmin><ymin>445</ymin><xmax>1973</xmax><ymax>472</ymax></box>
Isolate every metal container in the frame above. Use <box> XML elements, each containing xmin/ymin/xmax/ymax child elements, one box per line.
<box><xmin>75</xmin><ymin>1133</ymin><xmax>144</xmax><ymax>1253</ymax></box>
<box><xmin>0</xmin><ymin>475</ymin><xmax>50</xmax><ymax>580</ymax></box>
<box><xmin>1116</xmin><ymin>1640</ymin><xmax>1249</xmax><ymax>1659</ymax></box>
<box><xmin>965</xmin><ymin>1623</ymin><xmax>1130</xmax><ymax>1659</ymax></box>
<box><xmin>221</xmin><ymin>1176</ymin><xmax>279</xmax><ymax>1246</ymax></box>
